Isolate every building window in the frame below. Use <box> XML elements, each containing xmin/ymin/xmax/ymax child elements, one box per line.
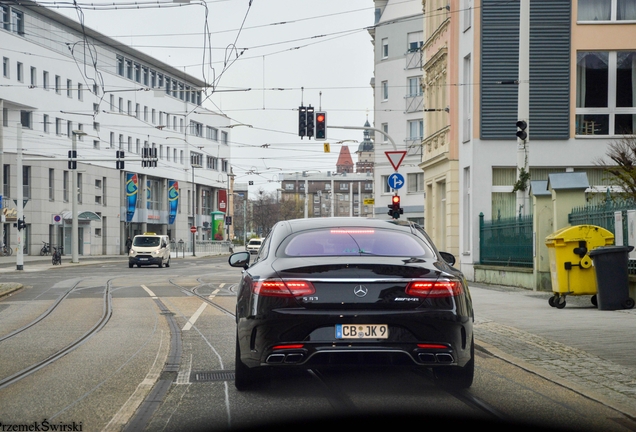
<box><xmin>23</xmin><ymin>166</ymin><xmax>31</xmax><ymax>199</ymax></box>
<box><xmin>16</xmin><ymin>62</ymin><xmax>23</xmax><ymax>82</ymax></box>
<box><xmin>190</xmin><ymin>121</ymin><xmax>203</xmax><ymax>137</ymax></box>
<box><xmin>116</xmin><ymin>55</ymin><xmax>124</xmax><ymax>76</ymax></box>
<box><xmin>67</xmin><ymin>79</ymin><xmax>72</xmax><ymax>97</ymax></box>
<box><xmin>2</xmin><ymin>164</ymin><xmax>9</xmax><ymax>198</ymax></box>
<box><xmin>56</xmin><ymin>118</ymin><xmax>62</xmax><ymax>135</ymax></box>
<box><xmin>20</xmin><ymin>111</ymin><xmax>32</xmax><ymax>129</ymax></box>
<box><xmin>30</xmin><ymin>67</ymin><xmax>36</xmax><ymax>87</ymax></box>
<box><xmin>10</xmin><ymin>9</ymin><xmax>24</xmax><ymax>35</ymax></box>
<box><xmin>55</xmin><ymin>75</ymin><xmax>61</xmax><ymax>93</ymax></box>
<box><xmin>222</xmin><ymin>131</ymin><xmax>228</xmax><ymax>145</ymax></box>
<box><xmin>408</xmin><ymin>77</ymin><xmax>422</xmax><ymax>97</ymax></box>
<box><xmin>382</xmin><ymin>38</ymin><xmax>388</xmax><ymax>58</ymax></box>
<box><xmin>43</xmin><ymin>71</ymin><xmax>49</xmax><ymax>89</ymax></box>
<box><xmin>407</xmin><ymin>31</ymin><xmax>423</xmax><ymax>52</ymax></box>
<box><xmin>3</xmin><ymin>57</ymin><xmax>8</xmax><ymax>78</ymax></box>
<box><xmin>578</xmin><ymin>0</ymin><xmax>636</xmax><ymax>21</ymax></box>
<box><xmin>206</xmin><ymin>126</ymin><xmax>218</xmax><ymax>141</ymax></box>
<box><xmin>63</xmin><ymin>171</ymin><xmax>69</xmax><ymax>202</ymax></box>
<box><xmin>93</xmin><ymin>139</ymin><xmax>100</xmax><ymax>150</ymax></box>
<box><xmin>382</xmin><ymin>81</ymin><xmax>388</xmax><ymax>101</ymax></box>
<box><xmin>43</xmin><ymin>114</ymin><xmax>49</xmax><ymax>133</ymax></box>
<box><xmin>407</xmin><ymin>172</ymin><xmax>424</xmax><ymax>193</ymax></box>
<box><xmin>576</xmin><ymin>51</ymin><xmax>636</xmax><ymax>135</ymax></box>
<box><xmin>49</xmin><ymin>169</ymin><xmax>55</xmax><ymax>201</ymax></box>
<box><xmin>77</xmin><ymin>83</ymin><xmax>83</xmax><ymax>100</ymax></box>
<box><xmin>408</xmin><ymin>119</ymin><xmax>423</xmax><ymax>140</ymax></box>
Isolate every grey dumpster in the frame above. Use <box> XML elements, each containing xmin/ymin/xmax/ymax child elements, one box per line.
<box><xmin>588</xmin><ymin>246</ymin><xmax>635</xmax><ymax>310</ymax></box>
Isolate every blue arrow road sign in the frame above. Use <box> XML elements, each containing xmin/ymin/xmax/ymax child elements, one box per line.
<box><xmin>387</xmin><ymin>173</ymin><xmax>405</xmax><ymax>190</ymax></box>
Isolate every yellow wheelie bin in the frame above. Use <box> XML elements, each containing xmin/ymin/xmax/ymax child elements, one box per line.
<box><xmin>545</xmin><ymin>225</ymin><xmax>614</xmax><ymax>309</ymax></box>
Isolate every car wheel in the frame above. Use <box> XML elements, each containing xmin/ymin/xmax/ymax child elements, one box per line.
<box><xmin>433</xmin><ymin>339</ymin><xmax>474</xmax><ymax>389</ymax></box>
<box><xmin>166</xmin><ymin>258</ymin><xmax>170</xmax><ymax>268</ymax></box>
<box><xmin>129</xmin><ymin>263</ymin><xmax>133</xmax><ymax>268</ymax></box>
<box><xmin>158</xmin><ymin>261</ymin><xmax>163</xmax><ymax>268</ymax></box>
<box><xmin>235</xmin><ymin>335</ymin><xmax>264</xmax><ymax>391</ymax></box>
<box><xmin>623</xmin><ymin>297</ymin><xmax>635</xmax><ymax>309</ymax></box>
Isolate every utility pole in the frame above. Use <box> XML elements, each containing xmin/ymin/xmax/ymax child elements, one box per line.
<box><xmin>16</xmin><ymin>124</ymin><xmax>23</xmax><ymax>270</ymax></box>
<box><xmin>517</xmin><ymin>0</ymin><xmax>530</xmax><ymax>216</ymax></box>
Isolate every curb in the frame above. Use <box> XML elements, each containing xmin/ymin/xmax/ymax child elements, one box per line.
<box><xmin>0</xmin><ymin>283</ymin><xmax>24</xmax><ymax>298</ymax></box>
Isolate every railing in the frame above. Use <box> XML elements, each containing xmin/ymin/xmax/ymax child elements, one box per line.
<box><xmin>479</xmin><ymin>212</ymin><xmax>533</xmax><ymax>267</ymax></box>
<box><xmin>170</xmin><ymin>239</ymin><xmax>232</xmax><ymax>257</ymax></box>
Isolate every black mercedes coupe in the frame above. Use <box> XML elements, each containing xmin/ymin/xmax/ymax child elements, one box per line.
<box><xmin>228</xmin><ymin>217</ymin><xmax>474</xmax><ymax>391</ymax></box>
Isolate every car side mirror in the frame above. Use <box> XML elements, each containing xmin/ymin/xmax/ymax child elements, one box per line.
<box><xmin>439</xmin><ymin>251</ymin><xmax>456</xmax><ymax>266</ymax></box>
<box><xmin>229</xmin><ymin>251</ymin><xmax>251</xmax><ymax>269</ymax></box>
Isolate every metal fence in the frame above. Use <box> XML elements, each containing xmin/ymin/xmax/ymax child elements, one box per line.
<box><xmin>569</xmin><ymin>201</ymin><xmax>636</xmax><ymax>274</ymax></box>
<box><xmin>479</xmin><ymin>212</ymin><xmax>533</xmax><ymax>267</ymax></box>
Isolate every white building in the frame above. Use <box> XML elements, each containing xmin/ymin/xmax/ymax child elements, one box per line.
<box><xmin>369</xmin><ymin>0</ymin><xmax>424</xmax><ymax>224</ymax></box>
<box><xmin>1</xmin><ymin>1</ymin><xmax>232</xmax><ymax>256</ymax></box>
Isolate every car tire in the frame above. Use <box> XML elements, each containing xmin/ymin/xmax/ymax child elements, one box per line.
<box><xmin>433</xmin><ymin>339</ymin><xmax>474</xmax><ymax>389</ymax></box>
<box><xmin>166</xmin><ymin>257</ymin><xmax>170</xmax><ymax>268</ymax></box>
<box><xmin>129</xmin><ymin>263</ymin><xmax>133</xmax><ymax>268</ymax></box>
<box><xmin>235</xmin><ymin>335</ymin><xmax>264</xmax><ymax>391</ymax></box>
<box><xmin>158</xmin><ymin>261</ymin><xmax>163</xmax><ymax>268</ymax></box>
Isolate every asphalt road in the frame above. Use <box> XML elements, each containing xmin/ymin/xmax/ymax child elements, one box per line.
<box><xmin>0</xmin><ymin>257</ymin><xmax>634</xmax><ymax>432</ymax></box>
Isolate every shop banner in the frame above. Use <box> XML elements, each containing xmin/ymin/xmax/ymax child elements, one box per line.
<box><xmin>125</xmin><ymin>173</ymin><xmax>138</xmax><ymax>222</ymax></box>
<box><xmin>218</xmin><ymin>189</ymin><xmax>227</xmax><ymax>213</ymax></box>
<box><xmin>168</xmin><ymin>180</ymin><xmax>179</xmax><ymax>225</ymax></box>
<box><xmin>146</xmin><ymin>180</ymin><xmax>152</xmax><ymax>209</ymax></box>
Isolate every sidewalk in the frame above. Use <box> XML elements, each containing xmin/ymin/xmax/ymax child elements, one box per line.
<box><xmin>470</xmin><ymin>282</ymin><xmax>636</xmax><ymax>419</ymax></box>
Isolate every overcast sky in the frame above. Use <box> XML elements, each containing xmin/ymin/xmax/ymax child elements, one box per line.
<box><xmin>52</xmin><ymin>0</ymin><xmax>376</xmax><ymax>194</ymax></box>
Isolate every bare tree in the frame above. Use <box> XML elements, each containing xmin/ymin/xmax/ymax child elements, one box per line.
<box><xmin>598</xmin><ymin>135</ymin><xmax>636</xmax><ymax>201</ymax></box>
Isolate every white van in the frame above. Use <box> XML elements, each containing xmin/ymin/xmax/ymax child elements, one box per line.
<box><xmin>128</xmin><ymin>233</ymin><xmax>171</xmax><ymax>268</ymax></box>
<box><xmin>246</xmin><ymin>238</ymin><xmax>264</xmax><ymax>255</ymax></box>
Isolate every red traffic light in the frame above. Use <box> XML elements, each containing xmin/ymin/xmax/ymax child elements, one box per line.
<box><xmin>316</xmin><ymin>113</ymin><xmax>325</xmax><ymax>123</ymax></box>
<box><xmin>392</xmin><ymin>195</ymin><xmax>400</xmax><ymax>206</ymax></box>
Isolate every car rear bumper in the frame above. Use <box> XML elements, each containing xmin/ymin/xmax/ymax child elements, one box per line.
<box><xmin>237</xmin><ymin>311</ymin><xmax>473</xmax><ymax>370</ymax></box>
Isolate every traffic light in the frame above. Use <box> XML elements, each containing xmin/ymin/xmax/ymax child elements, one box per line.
<box><xmin>387</xmin><ymin>195</ymin><xmax>402</xmax><ymax>219</ymax></box>
<box><xmin>116</xmin><ymin>150</ymin><xmax>125</xmax><ymax>170</ymax></box>
<box><xmin>306</xmin><ymin>105</ymin><xmax>315</xmax><ymax>138</ymax></box>
<box><xmin>68</xmin><ymin>150</ymin><xmax>77</xmax><ymax>169</ymax></box>
<box><xmin>298</xmin><ymin>106</ymin><xmax>307</xmax><ymax>139</ymax></box>
<box><xmin>142</xmin><ymin>147</ymin><xmax>157</xmax><ymax>167</ymax></box>
<box><xmin>315</xmin><ymin>111</ymin><xmax>326</xmax><ymax>140</ymax></box>
<box><xmin>16</xmin><ymin>217</ymin><xmax>26</xmax><ymax>231</ymax></box>
<box><xmin>516</xmin><ymin>120</ymin><xmax>528</xmax><ymax>141</ymax></box>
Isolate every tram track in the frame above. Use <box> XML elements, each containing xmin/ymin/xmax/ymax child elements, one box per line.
<box><xmin>0</xmin><ymin>279</ymin><xmax>114</xmax><ymax>390</ymax></box>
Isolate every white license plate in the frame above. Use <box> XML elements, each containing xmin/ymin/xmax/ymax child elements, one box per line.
<box><xmin>139</xmin><ymin>258</ymin><xmax>148</xmax><ymax>261</ymax></box>
<box><xmin>336</xmin><ymin>324</ymin><xmax>388</xmax><ymax>339</ymax></box>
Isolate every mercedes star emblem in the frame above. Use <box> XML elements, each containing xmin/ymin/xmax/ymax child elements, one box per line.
<box><xmin>353</xmin><ymin>285</ymin><xmax>368</xmax><ymax>297</ymax></box>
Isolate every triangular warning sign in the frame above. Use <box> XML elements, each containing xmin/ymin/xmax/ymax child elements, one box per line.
<box><xmin>385</xmin><ymin>151</ymin><xmax>407</xmax><ymax>171</ymax></box>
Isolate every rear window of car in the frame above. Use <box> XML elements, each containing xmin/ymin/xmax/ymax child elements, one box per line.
<box><xmin>133</xmin><ymin>237</ymin><xmax>160</xmax><ymax>247</ymax></box>
<box><xmin>248</xmin><ymin>240</ymin><xmax>261</xmax><ymax>246</ymax></box>
<box><xmin>283</xmin><ymin>228</ymin><xmax>434</xmax><ymax>257</ymax></box>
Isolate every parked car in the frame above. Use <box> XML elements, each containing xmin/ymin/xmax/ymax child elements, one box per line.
<box><xmin>246</xmin><ymin>238</ymin><xmax>264</xmax><ymax>255</ymax></box>
<box><xmin>228</xmin><ymin>217</ymin><xmax>474</xmax><ymax>391</ymax></box>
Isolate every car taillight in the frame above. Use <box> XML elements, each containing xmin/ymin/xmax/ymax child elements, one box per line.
<box><xmin>405</xmin><ymin>279</ymin><xmax>463</xmax><ymax>298</ymax></box>
<box><xmin>252</xmin><ymin>279</ymin><xmax>315</xmax><ymax>297</ymax></box>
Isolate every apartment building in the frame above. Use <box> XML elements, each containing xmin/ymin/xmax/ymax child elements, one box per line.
<box><xmin>0</xmin><ymin>1</ymin><xmax>232</xmax><ymax>256</ymax></box>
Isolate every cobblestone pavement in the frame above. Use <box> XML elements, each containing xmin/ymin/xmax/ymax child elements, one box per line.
<box><xmin>471</xmin><ymin>284</ymin><xmax>636</xmax><ymax>419</ymax></box>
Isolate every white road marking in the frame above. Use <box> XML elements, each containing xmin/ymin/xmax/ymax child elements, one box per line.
<box><xmin>183</xmin><ymin>302</ymin><xmax>207</xmax><ymax>331</ymax></box>
<box><xmin>209</xmin><ymin>288</ymin><xmax>220</xmax><ymax>299</ymax></box>
<box><xmin>141</xmin><ymin>285</ymin><xmax>157</xmax><ymax>299</ymax></box>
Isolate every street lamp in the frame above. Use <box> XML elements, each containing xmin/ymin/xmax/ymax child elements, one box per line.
<box><xmin>71</xmin><ymin>129</ymin><xmax>87</xmax><ymax>263</ymax></box>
